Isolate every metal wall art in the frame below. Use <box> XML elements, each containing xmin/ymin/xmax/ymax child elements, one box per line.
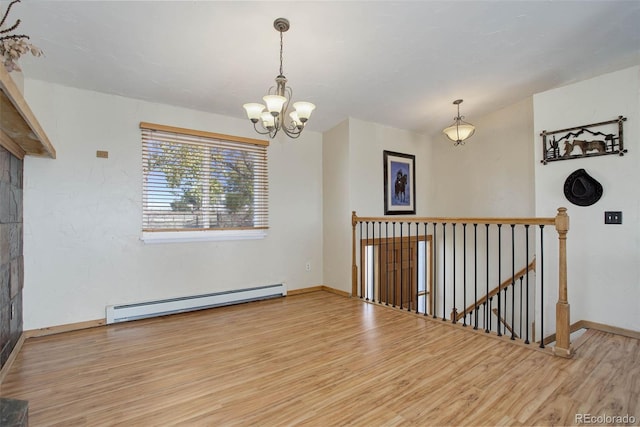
<box><xmin>540</xmin><ymin>116</ymin><xmax>627</xmax><ymax>165</ymax></box>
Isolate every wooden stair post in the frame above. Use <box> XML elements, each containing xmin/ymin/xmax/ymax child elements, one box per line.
<box><xmin>553</xmin><ymin>207</ymin><xmax>573</xmax><ymax>357</ymax></box>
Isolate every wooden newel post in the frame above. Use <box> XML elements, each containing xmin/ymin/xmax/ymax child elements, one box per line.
<box><xmin>553</xmin><ymin>207</ymin><xmax>573</xmax><ymax>357</ymax></box>
<box><xmin>352</xmin><ymin>211</ymin><xmax>358</xmax><ymax>297</ymax></box>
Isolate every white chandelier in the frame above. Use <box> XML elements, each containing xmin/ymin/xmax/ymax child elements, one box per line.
<box><xmin>243</xmin><ymin>18</ymin><xmax>315</xmax><ymax>139</ymax></box>
<box><xmin>443</xmin><ymin>99</ymin><xmax>475</xmax><ymax>145</ymax></box>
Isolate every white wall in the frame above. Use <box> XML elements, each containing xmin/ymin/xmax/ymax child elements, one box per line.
<box><xmin>534</xmin><ymin>66</ymin><xmax>640</xmax><ymax>332</ymax></box>
<box><xmin>430</xmin><ymin>98</ymin><xmax>535</xmax><ymax>217</ymax></box>
<box><xmin>322</xmin><ymin>117</ymin><xmax>430</xmax><ymax>293</ymax></box>
<box><xmin>22</xmin><ymin>80</ymin><xmax>323</xmax><ymax>330</ymax></box>
<box><xmin>322</xmin><ymin>119</ymin><xmax>351</xmax><ymax>292</ymax></box>
<box><xmin>23</xmin><ymin>67</ymin><xmax>638</xmax><ymax>333</ymax></box>
<box><xmin>427</xmin><ymin>100</ymin><xmax>537</xmax><ymax>328</ymax></box>
<box><xmin>348</xmin><ymin>118</ymin><xmax>431</xmax><ymax>216</ymax></box>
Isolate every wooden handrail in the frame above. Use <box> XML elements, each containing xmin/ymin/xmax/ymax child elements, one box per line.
<box><xmin>353</xmin><ymin>214</ymin><xmax>556</xmax><ymax>226</ymax></box>
<box><xmin>455</xmin><ymin>259</ymin><xmax>536</xmax><ymax>321</ymax></box>
<box><xmin>492</xmin><ymin>308</ymin><xmax>519</xmax><ymax>339</ymax></box>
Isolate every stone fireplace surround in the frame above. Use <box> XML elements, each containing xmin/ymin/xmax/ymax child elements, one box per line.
<box><xmin>0</xmin><ymin>145</ymin><xmax>23</xmax><ymax>369</ymax></box>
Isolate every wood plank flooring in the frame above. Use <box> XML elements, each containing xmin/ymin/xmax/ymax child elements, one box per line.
<box><xmin>1</xmin><ymin>291</ymin><xmax>638</xmax><ymax>426</ymax></box>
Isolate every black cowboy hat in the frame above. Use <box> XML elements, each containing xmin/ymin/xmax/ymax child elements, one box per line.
<box><xmin>563</xmin><ymin>169</ymin><xmax>603</xmax><ymax>207</ymax></box>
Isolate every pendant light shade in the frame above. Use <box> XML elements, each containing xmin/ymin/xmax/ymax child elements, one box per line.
<box><xmin>263</xmin><ymin>95</ymin><xmax>287</xmax><ymax>115</ymax></box>
<box><xmin>443</xmin><ymin>99</ymin><xmax>475</xmax><ymax>145</ymax></box>
<box><xmin>292</xmin><ymin>102</ymin><xmax>316</xmax><ymax>122</ymax></box>
<box><xmin>243</xmin><ymin>103</ymin><xmax>265</xmax><ymax>122</ymax></box>
<box><xmin>443</xmin><ymin>123</ymin><xmax>476</xmax><ymax>142</ymax></box>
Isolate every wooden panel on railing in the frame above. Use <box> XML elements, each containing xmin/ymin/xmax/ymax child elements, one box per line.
<box><xmin>360</xmin><ymin>235</ymin><xmax>432</xmax><ymax>311</ymax></box>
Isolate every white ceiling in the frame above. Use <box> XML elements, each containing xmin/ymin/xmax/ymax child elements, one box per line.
<box><xmin>11</xmin><ymin>1</ymin><xmax>640</xmax><ymax>136</ymax></box>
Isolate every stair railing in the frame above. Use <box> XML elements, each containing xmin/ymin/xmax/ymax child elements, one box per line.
<box><xmin>351</xmin><ymin>208</ymin><xmax>572</xmax><ymax>357</ymax></box>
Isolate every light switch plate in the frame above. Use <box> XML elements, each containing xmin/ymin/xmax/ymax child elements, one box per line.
<box><xmin>604</xmin><ymin>211</ymin><xmax>622</xmax><ymax>224</ymax></box>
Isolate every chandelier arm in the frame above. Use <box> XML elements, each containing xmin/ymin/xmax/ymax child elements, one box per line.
<box><xmin>281</xmin><ymin>86</ymin><xmax>293</xmax><ymax>118</ymax></box>
<box><xmin>282</xmin><ymin>126</ymin><xmax>303</xmax><ymax>138</ymax></box>
<box><xmin>252</xmin><ymin>122</ymin><xmax>273</xmax><ymax>136</ymax></box>
<box><xmin>285</xmin><ymin>119</ymin><xmax>305</xmax><ymax>137</ymax></box>
<box><xmin>285</xmin><ymin>86</ymin><xmax>293</xmax><ymax>105</ymax></box>
<box><xmin>271</xmin><ymin>116</ymin><xmax>280</xmax><ymax>138</ymax></box>
<box><xmin>284</xmin><ymin>120</ymin><xmax>303</xmax><ymax>133</ymax></box>
<box><xmin>275</xmin><ymin>86</ymin><xmax>292</xmax><ymax>133</ymax></box>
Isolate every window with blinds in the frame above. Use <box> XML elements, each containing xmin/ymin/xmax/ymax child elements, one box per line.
<box><xmin>141</xmin><ymin>122</ymin><xmax>269</xmax><ymax>236</ymax></box>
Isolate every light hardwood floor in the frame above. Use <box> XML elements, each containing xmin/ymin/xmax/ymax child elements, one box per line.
<box><xmin>1</xmin><ymin>291</ymin><xmax>638</xmax><ymax>426</ymax></box>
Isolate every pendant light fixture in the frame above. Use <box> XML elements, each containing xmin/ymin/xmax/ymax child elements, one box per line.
<box><xmin>443</xmin><ymin>99</ymin><xmax>475</xmax><ymax>145</ymax></box>
<box><xmin>243</xmin><ymin>18</ymin><xmax>315</xmax><ymax>139</ymax></box>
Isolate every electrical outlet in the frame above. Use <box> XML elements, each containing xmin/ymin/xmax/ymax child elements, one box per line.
<box><xmin>305</xmin><ymin>262</ymin><xmax>311</xmax><ymax>272</ymax></box>
<box><xmin>604</xmin><ymin>211</ymin><xmax>622</xmax><ymax>224</ymax></box>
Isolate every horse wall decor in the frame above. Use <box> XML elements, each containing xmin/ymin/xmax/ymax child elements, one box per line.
<box><xmin>394</xmin><ymin>170</ymin><xmax>408</xmax><ymax>203</ymax></box>
<box><xmin>383</xmin><ymin>150</ymin><xmax>416</xmax><ymax>215</ymax></box>
<box><xmin>563</xmin><ymin>139</ymin><xmax>607</xmax><ymax>156</ymax></box>
<box><xmin>541</xmin><ymin>116</ymin><xmax>627</xmax><ymax>164</ymax></box>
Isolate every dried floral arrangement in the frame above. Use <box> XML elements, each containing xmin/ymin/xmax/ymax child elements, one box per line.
<box><xmin>0</xmin><ymin>0</ymin><xmax>42</xmax><ymax>72</ymax></box>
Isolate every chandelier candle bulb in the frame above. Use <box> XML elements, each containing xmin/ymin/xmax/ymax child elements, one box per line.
<box><xmin>261</xmin><ymin>112</ymin><xmax>275</xmax><ymax>129</ymax></box>
<box><xmin>289</xmin><ymin>111</ymin><xmax>303</xmax><ymax>128</ymax></box>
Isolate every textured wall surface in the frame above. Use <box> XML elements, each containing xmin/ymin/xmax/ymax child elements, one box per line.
<box><xmin>23</xmin><ymin>80</ymin><xmax>323</xmax><ymax>330</ymax></box>
<box><xmin>534</xmin><ymin>65</ymin><xmax>640</xmax><ymax>332</ymax></box>
<box><xmin>0</xmin><ymin>145</ymin><xmax>23</xmax><ymax>369</ymax></box>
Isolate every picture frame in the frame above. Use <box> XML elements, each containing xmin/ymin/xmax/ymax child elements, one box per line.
<box><xmin>383</xmin><ymin>150</ymin><xmax>416</xmax><ymax>215</ymax></box>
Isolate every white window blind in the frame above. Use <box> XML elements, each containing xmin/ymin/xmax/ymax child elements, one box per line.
<box><xmin>141</xmin><ymin>122</ymin><xmax>269</xmax><ymax>233</ymax></box>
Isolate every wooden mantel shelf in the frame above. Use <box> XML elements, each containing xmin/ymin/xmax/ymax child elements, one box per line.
<box><xmin>0</xmin><ymin>65</ymin><xmax>56</xmax><ymax>159</ymax></box>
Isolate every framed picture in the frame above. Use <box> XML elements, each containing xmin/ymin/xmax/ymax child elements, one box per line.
<box><xmin>383</xmin><ymin>150</ymin><xmax>416</xmax><ymax>215</ymax></box>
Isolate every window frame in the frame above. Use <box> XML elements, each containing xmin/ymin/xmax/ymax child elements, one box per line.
<box><xmin>140</xmin><ymin>122</ymin><xmax>269</xmax><ymax>243</ymax></box>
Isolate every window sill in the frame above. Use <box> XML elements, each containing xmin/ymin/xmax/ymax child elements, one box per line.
<box><xmin>141</xmin><ymin>229</ymin><xmax>267</xmax><ymax>244</ymax></box>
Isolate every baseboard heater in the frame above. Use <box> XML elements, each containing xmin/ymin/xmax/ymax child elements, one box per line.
<box><xmin>106</xmin><ymin>283</ymin><xmax>287</xmax><ymax>324</ymax></box>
